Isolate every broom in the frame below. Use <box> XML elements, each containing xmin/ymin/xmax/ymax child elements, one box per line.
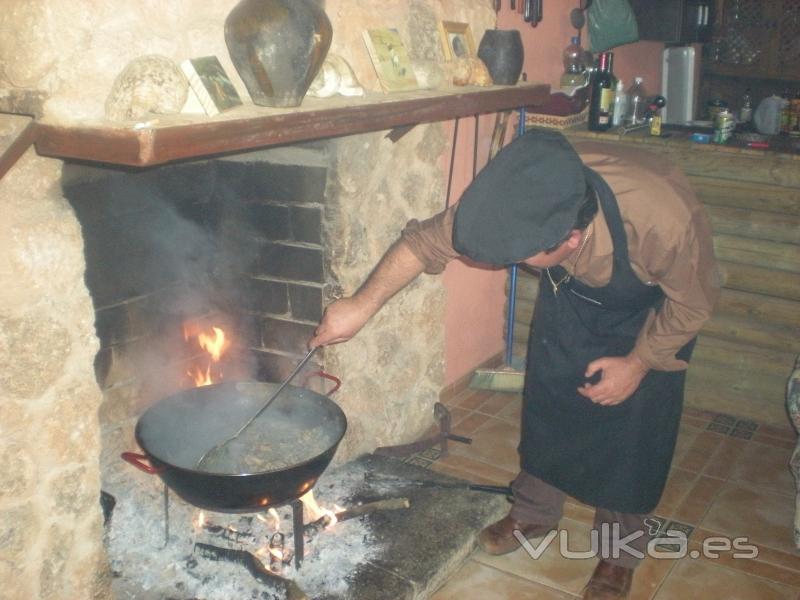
<box><xmin>469</xmin><ymin>107</ymin><xmax>527</xmax><ymax>392</ymax></box>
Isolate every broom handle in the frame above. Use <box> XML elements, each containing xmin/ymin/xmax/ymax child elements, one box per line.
<box><xmin>505</xmin><ymin>108</ymin><xmax>526</xmax><ymax>367</ymax></box>
<box><xmin>507</xmin><ymin>264</ymin><xmax>518</xmax><ymax>366</ymax></box>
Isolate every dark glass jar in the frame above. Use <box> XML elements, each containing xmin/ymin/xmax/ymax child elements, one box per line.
<box><xmin>477</xmin><ymin>30</ymin><xmax>524</xmax><ymax>85</ymax></box>
<box><xmin>225</xmin><ymin>0</ymin><xmax>332</xmax><ymax>108</ymax></box>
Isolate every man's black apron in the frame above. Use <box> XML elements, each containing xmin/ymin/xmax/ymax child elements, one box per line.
<box><xmin>519</xmin><ymin>168</ymin><xmax>695</xmax><ymax>515</ymax></box>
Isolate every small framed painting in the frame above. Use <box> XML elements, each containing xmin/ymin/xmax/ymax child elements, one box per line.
<box><xmin>362</xmin><ymin>28</ymin><xmax>419</xmax><ymax>92</ymax></box>
<box><xmin>438</xmin><ymin>21</ymin><xmax>476</xmax><ymax>60</ymax></box>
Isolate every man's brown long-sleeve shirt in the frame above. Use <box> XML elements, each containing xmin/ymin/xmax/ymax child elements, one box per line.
<box><xmin>401</xmin><ymin>140</ymin><xmax>721</xmax><ymax>371</ymax></box>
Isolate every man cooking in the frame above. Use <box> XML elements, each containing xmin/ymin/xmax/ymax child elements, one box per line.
<box><xmin>308</xmin><ymin>128</ymin><xmax>719</xmax><ymax>600</ymax></box>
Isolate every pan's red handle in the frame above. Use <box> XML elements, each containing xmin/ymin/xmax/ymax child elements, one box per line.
<box><xmin>121</xmin><ymin>452</ymin><xmax>164</xmax><ymax>475</ymax></box>
<box><xmin>304</xmin><ymin>370</ymin><xmax>341</xmax><ymax>395</ymax></box>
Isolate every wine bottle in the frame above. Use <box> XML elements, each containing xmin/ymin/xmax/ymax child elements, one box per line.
<box><xmin>588</xmin><ymin>52</ymin><xmax>616</xmax><ymax>131</ymax></box>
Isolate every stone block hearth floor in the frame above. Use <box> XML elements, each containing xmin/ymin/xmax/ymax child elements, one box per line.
<box><xmin>405</xmin><ymin>388</ymin><xmax>800</xmax><ymax>600</ymax></box>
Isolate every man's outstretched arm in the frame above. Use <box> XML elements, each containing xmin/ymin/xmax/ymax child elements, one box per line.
<box><xmin>308</xmin><ymin>239</ymin><xmax>426</xmax><ymax>348</ymax></box>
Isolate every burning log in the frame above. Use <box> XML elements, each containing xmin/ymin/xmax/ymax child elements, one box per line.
<box><xmin>200</xmin><ymin>521</ymin><xmax>255</xmax><ymax>544</ymax></box>
<box><xmin>195</xmin><ymin>542</ymin><xmax>308</xmax><ymax>600</ymax></box>
<box><xmin>303</xmin><ymin>497</ymin><xmax>411</xmax><ymax>537</ymax></box>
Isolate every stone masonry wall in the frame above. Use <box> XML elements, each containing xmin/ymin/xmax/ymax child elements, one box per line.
<box><xmin>0</xmin><ymin>0</ymin><xmax>494</xmax><ymax>122</ymax></box>
<box><xmin>324</xmin><ymin>125</ymin><xmax>450</xmax><ymax>460</ymax></box>
<box><xmin>0</xmin><ymin>117</ymin><xmax>110</xmax><ymax>599</ymax></box>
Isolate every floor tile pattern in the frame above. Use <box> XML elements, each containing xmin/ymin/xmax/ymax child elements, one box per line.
<box><xmin>421</xmin><ymin>390</ymin><xmax>800</xmax><ymax>600</ymax></box>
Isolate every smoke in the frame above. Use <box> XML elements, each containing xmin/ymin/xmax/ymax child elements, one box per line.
<box><xmin>63</xmin><ymin>160</ymin><xmax>261</xmax><ymax>404</ymax></box>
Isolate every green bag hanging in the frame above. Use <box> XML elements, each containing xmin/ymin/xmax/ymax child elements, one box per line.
<box><xmin>587</xmin><ymin>0</ymin><xmax>640</xmax><ymax>53</ymax></box>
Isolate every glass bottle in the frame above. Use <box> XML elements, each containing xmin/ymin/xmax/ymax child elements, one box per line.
<box><xmin>780</xmin><ymin>87</ymin><xmax>792</xmax><ymax>134</ymax></box>
<box><xmin>625</xmin><ymin>77</ymin><xmax>647</xmax><ymax>125</ymax></box>
<box><xmin>791</xmin><ymin>90</ymin><xmax>800</xmax><ymax>135</ymax></box>
<box><xmin>560</xmin><ymin>36</ymin><xmax>587</xmax><ymax>90</ymax></box>
<box><xmin>588</xmin><ymin>52</ymin><xmax>616</xmax><ymax>132</ymax></box>
<box><xmin>612</xmin><ymin>79</ymin><xmax>627</xmax><ymax>127</ymax></box>
<box><xmin>739</xmin><ymin>88</ymin><xmax>753</xmax><ymax>123</ymax></box>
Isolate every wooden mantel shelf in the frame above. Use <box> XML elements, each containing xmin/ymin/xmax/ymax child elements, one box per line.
<box><xmin>32</xmin><ymin>83</ymin><xmax>550</xmax><ymax>167</ymax></box>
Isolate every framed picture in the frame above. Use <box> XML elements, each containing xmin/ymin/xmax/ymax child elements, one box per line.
<box><xmin>438</xmin><ymin>21</ymin><xmax>476</xmax><ymax>60</ymax></box>
<box><xmin>362</xmin><ymin>28</ymin><xmax>419</xmax><ymax>92</ymax></box>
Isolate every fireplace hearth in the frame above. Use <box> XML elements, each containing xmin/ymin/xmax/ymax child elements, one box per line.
<box><xmin>105</xmin><ymin>453</ymin><xmax>507</xmax><ymax>600</ymax></box>
<box><xmin>61</xmin><ymin>127</ymin><xmax>454</xmax><ymax>598</ymax></box>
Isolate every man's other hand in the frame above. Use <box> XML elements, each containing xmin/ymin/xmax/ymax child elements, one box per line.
<box><xmin>577</xmin><ymin>354</ymin><xmax>649</xmax><ymax>406</ymax></box>
<box><xmin>308</xmin><ymin>297</ymin><xmax>374</xmax><ymax>348</ymax></box>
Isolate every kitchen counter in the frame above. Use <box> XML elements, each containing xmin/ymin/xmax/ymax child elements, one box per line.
<box><xmin>563</xmin><ymin>124</ymin><xmax>800</xmax><ymax>189</ymax></box>
<box><xmin>565</xmin><ymin>122</ymin><xmax>800</xmax><ymax>155</ymax></box>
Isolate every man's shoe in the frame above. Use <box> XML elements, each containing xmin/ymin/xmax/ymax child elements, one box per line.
<box><xmin>582</xmin><ymin>559</ymin><xmax>633</xmax><ymax>600</ymax></box>
<box><xmin>477</xmin><ymin>514</ymin><xmax>557</xmax><ymax>555</ymax></box>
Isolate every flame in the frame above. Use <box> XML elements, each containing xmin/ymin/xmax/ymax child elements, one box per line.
<box><xmin>198</xmin><ymin>326</ymin><xmax>229</xmax><ymax>362</ymax></box>
<box><xmin>189</xmin><ymin>364</ymin><xmax>214</xmax><ymax>387</ymax></box>
<box><xmin>256</xmin><ymin>545</ymin><xmax>288</xmax><ymax>573</ymax></box>
<box><xmin>184</xmin><ymin>324</ymin><xmax>231</xmax><ymax>387</ymax></box>
<box><xmin>269</xmin><ymin>547</ymin><xmax>284</xmax><ymax>562</ymax></box>
<box><xmin>257</xmin><ymin>508</ymin><xmax>282</xmax><ymax>531</ymax></box>
<box><xmin>195</xmin><ymin>511</ymin><xmax>206</xmax><ymax>528</ymax></box>
<box><xmin>299</xmin><ymin>490</ymin><xmax>339</xmax><ymax>528</ymax></box>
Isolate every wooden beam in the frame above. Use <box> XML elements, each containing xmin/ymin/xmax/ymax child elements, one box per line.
<box><xmin>0</xmin><ymin>119</ymin><xmax>37</xmax><ymax>180</ymax></box>
<box><xmin>719</xmin><ymin>260</ymin><xmax>800</xmax><ymax>301</ymax></box>
<box><xmin>33</xmin><ymin>84</ymin><xmax>550</xmax><ymax>168</ymax></box>
<box><xmin>691</xmin><ymin>176</ymin><xmax>800</xmax><ymax>215</ymax></box>
<box><xmin>715</xmin><ymin>288</ymin><xmax>800</xmax><ymax>330</ymax></box>
<box><xmin>713</xmin><ymin>234</ymin><xmax>800</xmax><ymax>273</ymax></box>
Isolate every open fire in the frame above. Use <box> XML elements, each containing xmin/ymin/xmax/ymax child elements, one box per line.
<box><xmin>192</xmin><ymin>488</ymin><xmax>345</xmax><ymax>575</ymax></box>
<box><xmin>100</xmin><ymin>319</ymin><xmax>372</xmax><ymax>597</ymax></box>
<box><xmin>183</xmin><ymin>322</ymin><xmax>232</xmax><ymax>387</ymax></box>
<box><xmin>181</xmin><ymin>320</ymin><xmax>343</xmax><ymax>549</ymax></box>
<box><xmin>104</xmin><ymin>454</ymin><xmax>407</xmax><ymax>599</ymax></box>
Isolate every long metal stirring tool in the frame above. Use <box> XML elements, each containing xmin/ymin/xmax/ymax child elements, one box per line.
<box><xmin>195</xmin><ymin>346</ymin><xmax>318</xmax><ymax>470</ymax></box>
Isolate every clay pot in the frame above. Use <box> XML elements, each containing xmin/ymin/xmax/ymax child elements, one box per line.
<box><xmin>477</xmin><ymin>29</ymin><xmax>524</xmax><ymax>86</ymax></box>
<box><xmin>225</xmin><ymin>0</ymin><xmax>332</xmax><ymax>108</ymax></box>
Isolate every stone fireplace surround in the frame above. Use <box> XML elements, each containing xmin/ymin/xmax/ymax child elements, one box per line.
<box><xmin>3</xmin><ymin>122</ymin><xmax>451</xmax><ymax>599</ymax></box>
<box><xmin>0</xmin><ymin>1</ymin><xmax>496</xmax><ymax>597</ymax></box>
<box><xmin>71</xmin><ymin>129</ymin><xmax>453</xmax><ymax>465</ymax></box>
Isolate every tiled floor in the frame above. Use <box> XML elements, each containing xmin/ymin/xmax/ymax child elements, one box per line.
<box><xmin>412</xmin><ymin>388</ymin><xmax>800</xmax><ymax>600</ymax></box>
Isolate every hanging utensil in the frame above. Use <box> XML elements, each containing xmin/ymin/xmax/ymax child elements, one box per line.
<box><xmin>195</xmin><ymin>346</ymin><xmax>319</xmax><ymax>471</ymax></box>
<box><xmin>570</xmin><ymin>6</ymin><xmax>586</xmax><ymax>30</ymax></box>
<box><xmin>472</xmin><ymin>114</ymin><xmax>479</xmax><ymax>180</ymax></box>
<box><xmin>445</xmin><ymin>118</ymin><xmax>459</xmax><ymax>208</ymax></box>
<box><xmin>489</xmin><ymin>110</ymin><xmax>512</xmax><ymax>160</ymax></box>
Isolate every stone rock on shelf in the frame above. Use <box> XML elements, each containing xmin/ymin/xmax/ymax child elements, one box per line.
<box><xmin>444</xmin><ymin>58</ymin><xmax>493</xmax><ymax>87</ymax></box>
<box><xmin>104</xmin><ymin>55</ymin><xmax>188</xmax><ymax>122</ymax></box>
<box><xmin>308</xmin><ymin>54</ymin><xmax>365</xmax><ymax>98</ymax></box>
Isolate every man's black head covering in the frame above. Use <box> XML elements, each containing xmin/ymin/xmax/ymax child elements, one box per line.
<box><xmin>452</xmin><ymin>128</ymin><xmax>587</xmax><ymax>265</ymax></box>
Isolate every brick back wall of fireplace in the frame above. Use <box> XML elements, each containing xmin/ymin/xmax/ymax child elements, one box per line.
<box><xmin>62</xmin><ymin>144</ymin><xmax>334</xmax><ymax>424</ymax></box>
